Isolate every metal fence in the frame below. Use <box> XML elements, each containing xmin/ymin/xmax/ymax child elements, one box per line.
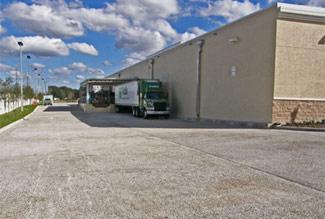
<box><xmin>0</xmin><ymin>99</ymin><xmax>32</xmax><ymax>115</ymax></box>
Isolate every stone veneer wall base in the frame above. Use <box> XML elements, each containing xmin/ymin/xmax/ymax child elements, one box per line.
<box><xmin>272</xmin><ymin>99</ymin><xmax>325</xmax><ymax>124</ymax></box>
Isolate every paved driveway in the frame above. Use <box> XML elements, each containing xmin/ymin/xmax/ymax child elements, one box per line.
<box><xmin>0</xmin><ymin>103</ymin><xmax>324</xmax><ymax>218</ymax></box>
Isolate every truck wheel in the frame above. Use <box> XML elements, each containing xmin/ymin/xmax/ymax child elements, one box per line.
<box><xmin>116</xmin><ymin>106</ymin><xmax>119</xmax><ymax>113</ymax></box>
<box><xmin>132</xmin><ymin>107</ymin><xmax>136</xmax><ymax>116</ymax></box>
<box><xmin>143</xmin><ymin>110</ymin><xmax>148</xmax><ymax>119</ymax></box>
<box><xmin>135</xmin><ymin>108</ymin><xmax>139</xmax><ymax>117</ymax></box>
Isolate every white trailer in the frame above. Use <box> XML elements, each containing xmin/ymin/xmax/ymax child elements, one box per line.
<box><xmin>115</xmin><ymin>81</ymin><xmax>139</xmax><ymax>107</ymax></box>
<box><xmin>43</xmin><ymin>95</ymin><xmax>54</xmax><ymax>105</ymax></box>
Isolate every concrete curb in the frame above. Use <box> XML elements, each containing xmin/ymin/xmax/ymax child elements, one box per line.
<box><xmin>0</xmin><ymin>106</ymin><xmax>40</xmax><ymax>135</ymax></box>
<box><xmin>271</xmin><ymin>126</ymin><xmax>325</xmax><ymax>132</ymax></box>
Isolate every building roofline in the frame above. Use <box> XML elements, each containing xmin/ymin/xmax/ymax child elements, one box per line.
<box><xmin>107</xmin><ymin>3</ymin><xmax>324</xmax><ymax>79</ymax></box>
<box><xmin>277</xmin><ymin>3</ymin><xmax>325</xmax><ymax>18</ymax></box>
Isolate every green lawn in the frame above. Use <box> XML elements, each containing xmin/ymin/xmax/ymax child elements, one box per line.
<box><xmin>0</xmin><ymin>105</ymin><xmax>37</xmax><ymax>128</ymax></box>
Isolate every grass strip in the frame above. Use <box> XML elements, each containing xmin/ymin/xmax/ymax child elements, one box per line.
<box><xmin>0</xmin><ymin>105</ymin><xmax>37</xmax><ymax>128</ymax></box>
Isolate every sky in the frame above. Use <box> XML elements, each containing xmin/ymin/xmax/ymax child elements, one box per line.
<box><xmin>0</xmin><ymin>0</ymin><xmax>324</xmax><ymax>89</ymax></box>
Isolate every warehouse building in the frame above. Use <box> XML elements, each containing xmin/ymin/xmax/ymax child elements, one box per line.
<box><xmin>107</xmin><ymin>3</ymin><xmax>325</xmax><ymax>125</ymax></box>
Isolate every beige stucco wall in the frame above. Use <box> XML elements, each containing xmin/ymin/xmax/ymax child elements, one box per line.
<box><xmin>151</xmin><ymin>44</ymin><xmax>198</xmax><ymax>118</ymax></box>
<box><xmin>109</xmin><ymin>7</ymin><xmax>278</xmax><ymax>123</ymax></box>
<box><xmin>199</xmin><ymin>7</ymin><xmax>278</xmax><ymax>123</ymax></box>
<box><xmin>112</xmin><ymin>60</ymin><xmax>151</xmax><ymax>79</ymax></box>
<box><xmin>274</xmin><ymin>19</ymin><xmax>325</xmax><ymax>99</ymax></box>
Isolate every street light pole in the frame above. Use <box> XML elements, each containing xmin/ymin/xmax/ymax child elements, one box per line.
<box><xmin>27</xmin><ymin>55</ymin><xmax>31</xmax><ymax>87</ymax></box>
<box><xmin>38</xmin><ymin>73</ymin><xmax>41</xmax><ymax>94</ymax></box>
<box><xmin>18</xmin><ymin>41</ymin><xmax>24</xmax><ymax>112</ymax></box>
<box><xmin>34</xmin><ymin>67</ymin><xmax>39</xmax><ymax>94</ymax></box>
<box><xmin>42</xmin><ymin>78</ymin><xmax>46</xmax><ymax>94</ymax></box>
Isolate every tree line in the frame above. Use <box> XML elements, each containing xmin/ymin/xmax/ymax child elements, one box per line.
<box><xmin>0</xmin><ymin>77</ymin><xmax>79</xmax><ymax>103</ymax></box>
<box><xmin>48</xmin><ymin>86</ymin><xmax>79</xmax><ymax>101</ymax></box>
<box><xmin>0</xmin><ymin>77</ymin><xmax>39</xmax><ymax>103</ymax></box>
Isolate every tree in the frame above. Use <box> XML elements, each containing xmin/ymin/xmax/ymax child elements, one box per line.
<box><xmin>48</xmin><ymin>86</ymin><xmax>79</xmax><ymax>101</ymax></box>
<box><xmin>24</xmin><ymin>86</ymin><xmax>34</xmax><ymax>99</ymax></box>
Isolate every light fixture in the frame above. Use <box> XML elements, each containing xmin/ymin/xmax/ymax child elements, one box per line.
<box><xmin>228</xmin><ymin>36</ymin><xmax>240</xmax><ymax>44</ymax></box>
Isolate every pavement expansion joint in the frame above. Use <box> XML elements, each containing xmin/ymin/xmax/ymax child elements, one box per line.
<box><xmin>129</xmin><ymin>127</ymin><xmax>325</xmax><ymax>196</ymax></box>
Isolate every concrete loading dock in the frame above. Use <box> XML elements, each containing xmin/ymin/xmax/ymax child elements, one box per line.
<box><xmin>79</xmin><ymin>78</ymin><xmax>135</xmax><ymax>112</ymax></box>
<box><xmin>107</xmin><ymin>3</ymin><xmax>325</xmax><ymax>126</ymax></box>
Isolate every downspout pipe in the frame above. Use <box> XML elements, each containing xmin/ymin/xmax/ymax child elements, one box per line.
<box><xmin>196</xmin><ymin>40</ymin><xmax>204</xmax><ymax>120</ymax></box>
<box><xmin>150</xmin><ymin>59</ymin><xmax>155</xmax><ymax>79</ymax></box>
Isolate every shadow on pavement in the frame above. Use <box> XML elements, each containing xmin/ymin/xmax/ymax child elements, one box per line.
<box><xmin>44</xmin><ymin>104</ymin><xmax>261</xmax><ymax>129</ymax></box>
<box><xmin>44</xmin><ymin>105</ymin><xmax>83</xmax><ymax>112</ymax></box>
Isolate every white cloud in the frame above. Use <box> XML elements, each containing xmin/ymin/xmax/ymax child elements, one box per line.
<box><xmin>64</xmin><ymin>7</ymin><xmax>129</xmax><ymax>32</ymax></box>
<box><xmin>0</xmin><ymin>14</ymin><xmax>4</xmax><ymax>34</ymax></box>
<box><xmin>48</xmin><ymin>75</ymin><xmax>58</xmax><ymax>80</ymax></box>
<box><xmin>0</xmin><ymin>35</ymin><xmax>69</xmax><ymax>57</ymax></box>
<box><xmin>68</xmin><ymin>62</ymin><xmax>105</xmax><ymax>76</ymax></box>
<box><xmin>66</xmin><ymin>0</ymin><xmax>180</xmax><ymax>63</ymax></box>
<box><xmin>69</xmin><ymin>62</ymin><xmax>88</xmax><ymax>72</ymax></box>
<box><xmin>52</xmin><ymin>67</ymin><xmax>72</xmax><ymax>76</ymax></box>
<box><xmin>4</xmin><ymin>2</ymin><xmax>84</xmax><ymax>38</ymax></box>
<box><xmin>0</xmin><ymin>64</ymin><xmax>22</xmax><ymax>78</ymax></box>
<box><xmin>2</xmin><ymin>0</ymin><xmax>209</xmax><ymax>66</ymax></box>
<box><xmin>117</xmin><ymin>27</ymin><xmax>166</xmax><ymax>55</ymax></box>
<box><xmin>0</xmin><ymin>25</ymin><xmax>5</xmax><ymax>34</ymax></box>
<box><xmin>308</xmin><ymin>0</ymin><xmax>325</xmax><ymax>7</ymax></box>
<box><xmin>63</xmin><ymin>80</ymin><xmax>70</xmax><ymax>84</ymax></box>
<box><xmin>123</xmin><ymin>52</ymin><xmax>146</xmax><ymax>66</ymax></box>
<box><xmin>67</xmin><ymin>42</ymin><xmax>98</xmax><ymax>56</ymax></box>
<box><xmin>189</xmin><ymin>27</ymin><xmax>207</xmax><ymax>36</ymax></box>
<box><xmin>103</xmin><ymin>60</ymin><xmax>112</xmax><ymax>66</ymax></box>
<box><xmin>199</xmin><ymin>0</ymin><xmax>260</xmax><ymax>22</ymax></box>
<box><xmin>76</xmin><ymin>74</ymin><xmax>85</xmax><ymax>81</ymax></box>
<box><xmin>145</xmin><ymin>19</ymin><xmax>178</xmax><ymax>40</ymax></box>
<box><xmin>106</xmin><ymin>0</ymin><xmax>179</xmax><ymax>21</ymax></box>
<box><xmin>32</xmin><ymin>63</ymin><xmax>46</xmax><ymax>69</ymax></box>
<box><xmin>0</xmin><ymin>63</ymin><xmax>14</xmax><ymax>72</ymax></box>
<box><xmin>0</xmin><ymin>35</ymin><xmax>96</xmax><ymax>57</ymax></box>
<box><xmin>88</xmin><ymin>67</ymin><xmax>105</xmax><ymax>76</ymax></box>
<box><xmin>178</xmin><ymin>27</ymin><xmax>207</xmax><ymax>42</ymax></box>
<box><xmin>50</xmin><ymin>62</ymin><xmax>105</xmax><ymax>82</ymax></box>
<box><xmin>105</xmin><ymin>0</ymin><xmax>180</xmax><ymax>62</ymax></box>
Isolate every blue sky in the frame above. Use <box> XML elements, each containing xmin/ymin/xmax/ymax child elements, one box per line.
<box><xmin>0</xmin><ymin>0</ymin><xmax>323</xmax><ymax>88</ymax></box>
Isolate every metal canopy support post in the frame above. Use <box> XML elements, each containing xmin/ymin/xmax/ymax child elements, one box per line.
<box><xmin>86</xmin><ymin>83</ymin><xmax>90</xmax><ymax>104</ymax></box>
<box><xmin>196</xmin><ymin>40</ymin><xmax>204</xmax><ymax>120</ymax></box>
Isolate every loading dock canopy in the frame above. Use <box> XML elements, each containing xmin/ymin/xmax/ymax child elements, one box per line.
<box><xmin>80</xmin><ymin>78</ymin><xmax>138</xmax><ymax>87</ymax></box>
<box><xmin>79</xmin><ymin>78</ymin><xmax>139</xmax><ymax>106</ymax></box>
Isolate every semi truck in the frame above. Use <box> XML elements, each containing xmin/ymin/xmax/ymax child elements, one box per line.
<box><xmin>114</xmin><ymin>79</ymin><xmax>170</xmax><ymax>118</ymax></box>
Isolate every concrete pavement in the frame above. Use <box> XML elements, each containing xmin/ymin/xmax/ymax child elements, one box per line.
<box><xmin>0</xmin><ymin>103</ymin><xmax>324</xmax><ymax>218</ymax></box>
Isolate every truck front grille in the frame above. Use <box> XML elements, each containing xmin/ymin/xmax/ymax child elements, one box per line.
<box><xmin>154</xmin><ymin>102</ymin><xmax>167</xmax><ymax>111</ymax></box>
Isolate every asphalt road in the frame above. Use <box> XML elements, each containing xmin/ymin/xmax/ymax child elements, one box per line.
<box><xmin>1</xmin><ymin>103</ymin><xmax>325</xmax><ymax>218</ymax></box>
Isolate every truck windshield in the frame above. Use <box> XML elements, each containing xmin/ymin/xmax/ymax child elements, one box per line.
<box><xmin>146</xmin><ymin>92</ymin><xmax>163</xmax><ymax>100</ymax></box>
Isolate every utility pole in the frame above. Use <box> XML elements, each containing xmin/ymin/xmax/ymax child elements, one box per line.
<box><xmin>18</xmin><ymin>41</ymin><xmax>24</xmax><ymax>112</ymax></box>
